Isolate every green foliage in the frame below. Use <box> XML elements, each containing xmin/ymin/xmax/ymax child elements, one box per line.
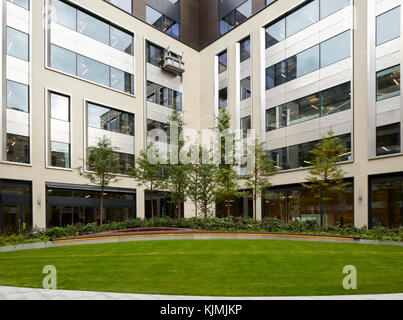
<box><xmin>244</xmin><ymin>139</ymin><xmax>278</xmax><ymax>221</ymax></box>
<box><xmin>76</xmin><ymin>136</ymin><xmax>121</xmax><ymax>228</ymax></box>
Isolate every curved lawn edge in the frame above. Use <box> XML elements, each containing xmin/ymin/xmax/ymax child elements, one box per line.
<box><xmin>1</xmin><ymin>232</ymin><xmax>403</xmax><ymax>253</ymax></box>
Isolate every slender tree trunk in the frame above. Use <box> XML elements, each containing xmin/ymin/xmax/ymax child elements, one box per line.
<box><xmin>100</xmin><ymin>188</ymin><xmax>104</xmax><ymax>230</ymax></box>
<box><xmin>150</xmin><ymin>185</ymin><xmax>154</xmax><ymax>226</ymax></box>
<box><xmin>253</xmin><ymin>190</ymin><xmax>257</xmax><ymax>223</ymax></box>
<box><xmin>226</xmin><ymin>200</ymin><xmax>230</xmax><ymax>218</ymax></box>
<box><xmin>178</xmin><ymin>201</ymin><xmax>182</xmax><ymax>219</ymax></box>
<box><xmin>320</xmin><ymin>189</ymin><xmax>323</xmax><ymax>227</ymax></box>
<box><xmin>195</xmin><ymin>200</ymin><xmax>198</xmax><ymax>223</ymax></box>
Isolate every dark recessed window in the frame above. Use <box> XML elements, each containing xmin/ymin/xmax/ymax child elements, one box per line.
<box><xmin>7</xmin><ymin>134</ymin><xmax>30</xmax><ymax>164</ymax></box>
<box><xmin>266</xmin><ymin>108</ymin><xmax>277</xmax><ymax>132</ymax></box>
<box><xmin>321</xmin><ymin>82</ymin><xmax>351</xmax><ymax>116</ymax></box>
<box><xmin>376</xmin><ymin>123</ymin><xmax>401</xmax><ymax>156</ymax></box>
<box><xmin>147</xmin><ymin>81</ymin><xmax>182</xmax><ymax>111</ymax></box>
<box><xmin>240</xmin><ymin>37</ymin><xmax>251</xmax><ymax>62</ymax></box>
<box><xmin>218</xmin><ymin>51</ymin><xmax>228</xmax><ymax>74</ymax></box>
<box><xmin>240</xmin><ymin>77</ymin><xmax>251</xmax><ymax>101</ymax></box>
<box><xmin>376</xmin><ymin>6</ymin><xmax>401</xmax><ymax>46</ymax></box>
<box><xmin>146</xmin><ymin>5</ymin><xmax>180</xmax><ymax>39</ymax></box>
<box><xmin>241</xmin><ymin>116</ymin><xmax>252</xmax><ymax>139</ymax></box>
<box><xmin>376</xmin><ymin>65</ymin><xmax>401</xmax><ymax>101</ymax></box>
<box><xmin>219</xmin><ymin>88</ymin><xmax>228</xmax><ymax>109</ymax></box>
<box><xmin>146</xmin><ymin>42</ymin><xmax>164</xmax><ymax>66</ymax></box>
<box><xmin>265</xmin><ymin>19</ymin><xmax>285</xmax><ymax>48</ymax></box>
<box><xmin>287</xmin><ymin>93</ymin><xmax>320</xmax><ymax>126</ymax></box>
<box><xmin>219</xmin><ymin>0</ymin><xmax>251</xmax><ymax>36</ymax></box>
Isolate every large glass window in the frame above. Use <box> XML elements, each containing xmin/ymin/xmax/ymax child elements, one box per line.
<box><xmin>241</xmin><ymin>116</ymin><xmax>252</xmax><ymax>139</ymax></box>
<box><xmin>77</xmin><ymin>55</ymin><xmax>110</xmax><ymax>87</ymax></box>
<box><xmin>240</xmin><ymin>37</ymin><xmax>251</xmax><ymax>62</ymax></box>
<box><xmin>320</xmin><ymin>30</ymin><xmax>351</xmax><ymax>68</ymax></box>
<box><xmin>240</xmin><ymin>77</ymin><xmax>251</xmax><ymax>101</ymax></box>
<box><xmin>371</xmin><ymin>175</ymin><xmax>403</xmax><ymax>228</ymax></box>
<box><xmin>50</xmin><ymin>44</ymin><xmax>77</xmax><ymax>75</ymax></box>
<box><xmin>51</xmin><ymin>0</ymin><xmax>134</xmax><ymax>54</ymax></box>
<box><xmin>320</xmin><ymin>0</ymin><xmax>350</xmax><ymax>19</ymax></box>
<box><xmin>146</xmin><ymin>42</ymin><xmax>164</xmax><ymax>66</ymax></box>
<box><xmin>6</xmin><ymin>134</ymin><xmax>30</xmax><ymax>164</ymax></box>
<box><xmin>292</xmin><ymin>45</ymin><xmax>319</xmax><ymax>78</ymax></box>
<box><xmin>110</xmin><ymin>67</ymin><xmax>134</xmax><ymax>95</ymax></box>
<box><xmin>106</xmin><ymin>0</ymin><xmax>132</xmax><ymax>13</ymax></box>
<box><xmin>321</xmin><ymin>82</ymin><xmax>351</xmax><ymax>116</ymax></box>
<box><xmin>265</xmin><ymin>19</ymin><xmax>285</xmax><ymax>48</ymax></box>
<box><xmin>376</xmin><ymin>123</ymin><xmax>401</xmax><ymax>156</ymax></box>
<box><xmin>146</xmin><ymin>5</ymin><xmax>180</xmax><ymax>39</ymax></box>
<box><xmin>7</xmin><ymin>27</ymin><xmax>29</xmax><ymax>61</ymax></box>
<box><xmin>376</xmin><ymin>65</ymin><xmax>401</xmax><ymax>101</ymax></box>
<box><xmin>7</xmin><ymin>0</ymin><xmax>29</xmax><ymax>10</ymax></box>
<box><xmin>51</xmin><ymin>142</ymin><xmax>70</xmax><ymax>168</ymax></box>
<box><xmin>87</xmin><ymin>103</ymin><xmax>134</xmax><ymax>136</ymax></box>
<box><xmin>287</xmin><ymin>93</ymin><xmax>320</xmax><ymax>126</ymax></box>
<box><xmin>6</xmin><ymin>80</ymin><xmax>29</xmax><ymax>113</ymax></box>
<box><xmin>147</xmin><ymin>81</ymin><xmax>182</xmax><ymax>111</ymax></box>
<box><xmin>376</xmin><ymin>7</ymin><xmax>401</xmax><ymax>46</ymax></box>
<box><xmin>219</xmin><ymin>0</ymin><xmax>252</xmax><ymax>35</ymax></box>
<box><xmin>116</xmin><ymin>152</ymin><xmax>135</xmax><ymax>174</ymax></box>
<box><xmin>286</xmin><ymin>0</ymin><xmax>319</xmax><ymax>37</ymax></box>
<box><xmin>218</xmin><ymin>51</ymin><xmax>227</xmax><ymax>74</ymax></box>
<box><xmin>51</xmin><ymin>0</ymin><xmax>77</xmax><ymax>30</ymax></box>
<box><xmin>77</xmin><ymin>11</ymin><xmax>110</xmax><ymax>45</ymax></box>
<box><xmin>147</xmin><ymin>119</ymin><xmax>170</xmax><ymax>143</ymax></box>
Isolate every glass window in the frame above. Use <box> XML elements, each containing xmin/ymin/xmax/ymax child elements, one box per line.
<box><xmin>7</xmin><ymin>0</ymin><xmax>29</xmax><ymax>10</ymax></box>
<box><xmin>321</xmin><ymin>82</ymin><xmax>351</xmax><ymax>116</ymax></box>
<box><xmin>266</xmin><ymin>65</ymin><xmax>275</xmax><ymax>89</ymax></box>
<box><xmin>371</xmin><ymin>176</ymin><xmax>403</xmax><ymax>228</ymax></box>
<box><xmin>106</xmin><ymin>0</ymin><xmax>132</xmax><ymax>13</ymax></box>
<box><xmin>77</xmin><ymin>55</ymin><xmax>110</xmax><ymax>87</ymax></box>
<box><xmin>219</xmin><ymin>88</ymin><xmax>228</xmax><ymax>109</ymax></box>
<box><xmin>50</xmin><ymin>92</ymin><xmax>69</xmax><ymax>122</ymax></box>
<box><xmin>240</xmin><ymin>77</ymin><xmax>251</xmax><ymax>100</ymax></box>
<box><xmin>274</xmin><ymin>60</ymin><xmax>287</xmax><ymax>86</ymax></box>
<box><xmin>320</xmin><ymin>30</ymin><xmax>351</xmax><ymax>68</ymax></box>
<box><xmin>266</xmin><ymin>108</ymin><xmax>277</xmax><ymax>132</ymax></box>
<box><xmin>218</xmin><ymin>51</ymin><xmax>227</xmax><ymax>74</ymax></box>
<box><xmin>51</xmin><ymin>0</ymin><xmax>77</xmax><ymax>30</ymax></box>
<box><xmin>377</xmin><ymin>7</ymin><xmax>401</xmax><ymax>46</ymax></box>
<box><xmin>110</xmin><ymin>67</ymin><xmax>134</xmax><ymax>95</ymax></box>
<box><xmin>6</xmin><ymin>134</ymin><xmax>30</xmax><ymax>164</ymax></box>
<box><xmin>146</xmin><ymin>5</ymin><xmax>163</xmax><ymax>29</ymax></box>
<box><xmin>110</xmin><ymin>26</ymin><xmax>133</xmax><ymax>55</ymax></box>
<box><xmin>116</xmin><ymin>152</ymin><xmax>135</xmax><ymax>174</ymax></box>
<box><xmin>287</xmin><ymin>93</ymin><xmax>320</xmax><ymax>126</ymax></box>
<box><xmin>146</xmin><ymin>42</ymin><xmax>164</xmax><ymax>66</ymax></box>
<box><xmin>266</xmin><ymin>0</ymin><xmax>275</xmax><ymax>6</ymax></box>
<box><xmin>7</xmin><ymin>80</ymin><xmax>29</xmax><ymax>113</ymax></box>
<box><xmin>241</xmin><ymin>116</ymin><xmax>252</xmax><ymax>139</ymax></box>
<box><xmin>51</xmin><ymin>142</ymin><xmax>70</xmax><ymax>168</ymax></box>
<box><xmin>147</xmin><ymin>81</ymin><xmax>181</xmax><ymax>110</ymax></box>
<box><xmin>7</xmin><ymin>27</ymin><xmax>29</xmax><ymax>61</ymax></box>
<box><xmin>269</xmin><ymin>147</ymin><xmax>287</xmax><ymax>170</ymax></box>
<box><xmin>87</xmin><ymin>103</ymin><xmax>134</xmax><ymax>136</ymax></box>
<box><xmin>240</xmin><ymin>37</ymin><xmax>251</xmax><ymax>62</ymax></box>
<box><xmin>235</xmin><ymin>0</ymin><xmax>251</xmax><ymax>26</ymax></box>
<box><xmin>295</xmin><ymin>45</ymin><xmax>320</xmax><ymax>78</ymax></box>
<box><xmin>376</xmin><ymin>123</ymin><xmax>401</xmax><ymax>156</ymax></box>
<box><xmin>77</xmin><ymin>11</ymin><xmax>110</xmax><ymax>45</ymax></box>
<box><xmin>220</xmin><ymin>12</ymin><xmax>234</xmax><ymax>35</ymax></box>
<box><xmin>320</xmin><ymin>0</ymin><xmax>350</xmax><ymax>19</ymax></box>
<box><xmin>266</xmin><ymin>19</ymin><xmax>285</xmax><ymax>48</ymax></box>
<box><xmin>376</xmin><ymin>65</ymin><xmax>401</xmax><ymax>101</ymax></box>
<box><xmin>50</xmin><ymin>44</ymin><xmax>77</xmax><ymax>75</ymax></box>
<box><xmin>286</xmin><ymin>0</ymin><xmax>319</xmax><ymax>37</ymax></box>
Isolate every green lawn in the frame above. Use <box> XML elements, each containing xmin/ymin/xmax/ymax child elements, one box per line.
<box><xmin>0</xmin><ymin>240</ymin><xmax>402</xmax><ymax>297</ymax></box>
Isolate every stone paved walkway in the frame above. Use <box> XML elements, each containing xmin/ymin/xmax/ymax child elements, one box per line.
<box><xmin>0</xmin><ymin>286</ymin><xmax>402</xmax><ymax>300</ymax></box>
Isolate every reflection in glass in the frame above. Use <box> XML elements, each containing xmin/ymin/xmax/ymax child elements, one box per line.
<box><xmin>7</xmin><ymin>80</ymin><xmax>29</xmax><ymax>113</ymax></box>
<box><xmin>287</xmin><ymin>93</ymin><xmax>320</xmax><ymax>126</ymax></box>
<box><xmin>376</xmin><ymin>65</ymin><xmax>401</xmax><ymax>101</ymax></box>
<box><xmin>266</xmin><ymin>19</ymin><xmax>285</xmax><ymax>48</ymax></box>
<box><xmin>376</xmin><ymin>6</ymin><xmax>401</xmax><ymax>46</ymax></box>
<box><xmin>321</xmin><ymin>82</ymin><xmax>351</xmax><ymax>116</ymax></box>
<box><xmin>320</xmin><ymin>30</ymin><xmax>351</xmax><ymax>68</ymax></box>
<box><xmin>77</xmin><ymin>11</ymin><xmax>109</xmax><ymax>45</ymax></box>
<box><xmin>7</xmin><ymin>134</ymin><xmax>30</xmax><ymax>164</ymax></box>
<box><xmin>146</xmin><ymin>42</ymin><xmax>164</xmax><ymax>66</ymax></box>
<box><xmin>240</xmin><ymin>37</ymin><xmax>251</xmax><ymax>62</ymax></box>
<box><xmin>320</xmin><ymin>0</ymin><xmax>350</xmax><ymax>19</ymax></box>
<box><xmin>7</xmin><ymin>0</ymin><xmax>30</xmax><ymax>10</ymax></box>
<box><xmin>240</xmin><ymin>77</ymin><xmax>251</xmax><ymax>100</ymax></box>
<box><xmin>50</xmin><ymin>44</ymin><xmax>77</xmax><ymax>75</ymax></box>
<box><xmin>77</xmin><ymin>55</ymin><xmax>110</xmax><ymax>87</ymax></box>
<box><xmin>219</xmin><ymin>88</ymin><xmax>228</xmax><ymax>109</ymax></box>
<box><xmin>110</xmin><ymin>26</ymin><xmax>133</xmax><ymax>54</ymax></box>
<box><xmin>51</xmin><ymin>0</ymin><xmax>77</xmax><ymax>30</ymax></box>
<box><xmin>51</xmin><ymin>142</ymin><xmax>70</xmax><ymax>168</ymax></box>
<box><xmin>218</xmin><ymin>51</ymin><xmax>227</xmax><ymax>74</ymax></box>
<box><xmin>286</xmin><ymin>0</ymin><xmax>319</xmax><ymax>37</ymax></box>
<box><xmin>106</xmin><ymin>0</ymin><xmax>132</xmax><ymax>13</ymax></box>
<box><xmin>110</xmin><ymin>67</ymin><xmax>134</xmax><ymax>95</ymax></box>
<box><xmin>7</xmin><ymin>27</ymin><xmax>29</xmax><ymax>61</ymax></box>
<box><xmin>50</xmin><ymin>92</ymin><xmax>69</xmax><ymax>122</ymax></box>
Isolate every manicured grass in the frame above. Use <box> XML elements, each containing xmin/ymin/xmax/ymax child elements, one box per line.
<box><xmin>0</xmin><ymin>240</ymin><xmax>402</xmax><ymax>296</ymax></box>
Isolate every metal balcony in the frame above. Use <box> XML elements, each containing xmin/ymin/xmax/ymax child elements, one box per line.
<box><xmin>162</xmin><ymin>50</ymin><xmax>185</xmax><ymax>76</ymax></box>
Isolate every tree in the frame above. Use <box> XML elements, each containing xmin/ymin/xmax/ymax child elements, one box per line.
<box><xmin>213</xmin><ymin>108</ymin><xmax>244</xmax><ymax>217</ymax></box>
<box><xmin>77</xmin><ymin>136</ymin><xmax>121</xmax><ymax>229</ymax></box>
<box><xmin>244</xmin><ymin>139</ymin><xmax>278</xmax><ymax>222</ymax></box>
<box><xmin>160</xmin><ymin>109</ymin><xmax>190</xmax><ymax>219</ymax></box>
<box><xmin>302</xmin><ymin>130</ymin><xmax>351</xmax><ymax>226</ymax></box>
<box><xmin>129</xmin><ymin>144</ymin><xmax>164</xmax><ymax>225</ymax></box>
<box><xmin>187</xmin><ymin>146</ymin><xmax>217</xmax><ymax>220</ymax></box>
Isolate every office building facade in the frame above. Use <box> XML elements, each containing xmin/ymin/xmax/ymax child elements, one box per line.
<box><xmin>0</xmin><ymin>0</ymin><xmax>402</xmax><ymax>233</ymax></box>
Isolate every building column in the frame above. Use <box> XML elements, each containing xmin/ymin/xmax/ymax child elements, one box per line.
<box><xmin>137</xmin><ymin>189</ymin><xmax>145</xmax><ymax>219</ymax></box>
<box><xmin>32</xmin><ymin>180</ymin><xmax>46</xmax><ymax>230</ymax></box>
